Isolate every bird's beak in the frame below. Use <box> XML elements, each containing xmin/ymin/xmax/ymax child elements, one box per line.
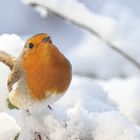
<box><xmin>42</xmin><ymin>36</ymin><xmax>52</xmax><ymax>44</ymax></box>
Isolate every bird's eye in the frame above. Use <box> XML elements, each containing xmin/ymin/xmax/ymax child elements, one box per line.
<box><xmin>42</xmin><ymin>36</ymin><xmax>52</xmax><ymax>43</ymax></box>
<box><xmin>28</xmin><ymin>43</ymin><xmax>34</xmax><ymax>49</ymax></box>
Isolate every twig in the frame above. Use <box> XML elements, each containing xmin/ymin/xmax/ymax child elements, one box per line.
<box><xmin>73</xmin><ymin>72</ymin><xmax>96</xmax><ymax>79</ymax></box>
<box><xmin>0</xmin><ymin>51</ymin><xmax>16</xmax><ymax>70</ymax></box>
<box><xmin>29</xmin><ymin>2</ymin><xmax>140</xmax><ymax>70</ymax></box>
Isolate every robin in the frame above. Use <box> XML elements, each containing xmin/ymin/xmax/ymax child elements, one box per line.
<box><xmin>6</xmin><ymin>33</ymin><xmax>72</xmax><ymax>109</ymax></box>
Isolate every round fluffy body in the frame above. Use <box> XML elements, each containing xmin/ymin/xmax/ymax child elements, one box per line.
<box><xmin>8</xmin><ymin>33</ymin><xmax>72</xmax><ymax>109</ymax></box>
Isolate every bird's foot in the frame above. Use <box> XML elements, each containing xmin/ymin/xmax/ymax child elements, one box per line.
<box><xmin>34</xmin><ymin>131</ymin><xmax>42</xmax><ymax>140</ymax></box>
<box><xmin>25</xmin><ymin>109</ymin><xmax>31</xmax><ymax>115</ymax></box>
<box><xmin>48</xmin><ymin>105</ymin><xmax>53</xmax><ymax>110</ymax></box>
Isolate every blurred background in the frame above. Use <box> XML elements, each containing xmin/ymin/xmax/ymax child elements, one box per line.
<box><xmin>0</xmin><ymin>0</ymin><xmax>140</xmax><ymax>34</ymax></box>
<box><xmin>0</xmin><ymin>0</ymin><xmax>140</xmax><ymax>49</ymax></box>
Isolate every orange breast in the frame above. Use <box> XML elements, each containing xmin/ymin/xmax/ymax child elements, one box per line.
<box><xmin>22</xmin><ymin>43</ymin><xmax>72</xmax><ymax>100</ymax></box>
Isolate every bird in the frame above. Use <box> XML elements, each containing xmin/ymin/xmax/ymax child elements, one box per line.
<box><xmin>6</xmin><ymin>33</ymin><xmax>72</xmax><ymax>109</ymax></box>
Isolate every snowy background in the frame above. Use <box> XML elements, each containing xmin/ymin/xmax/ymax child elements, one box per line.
<box><xmin>0</xmin><ymin>0</ymin><xmax>140</xmax><ymax>140</ymax></box>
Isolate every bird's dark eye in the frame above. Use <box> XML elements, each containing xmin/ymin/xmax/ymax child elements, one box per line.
<box><xmin>28</xmin><ymin>43</ymin><xmax>34</xmax><ymax>49</ymax></box>
<box><xmin>42</xmin><ymin>36</ymin><xmax>52</xmax><ymax>43</ymax></box>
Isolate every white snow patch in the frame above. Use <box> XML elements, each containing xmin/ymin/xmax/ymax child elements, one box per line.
<box><xmin>0</xmin><ymin>34</ymin><xmax>24</xmax><ymax>57</ymax></box>
<box><xmin>0</xmin><ymin>112</ymin><xmax>20</xmax><ymax>140</ymax></box>
<box><xmin>94</xmin><ymin>111</ymin><xmax>140</xmax><ymax>140</ymax></box>
<box><xmin>100</xmin><ymin>77</ymin><xmax>140</xmax><ymax>125</ymax></box>
<box><xmin>34</xmin><ymin>5</ymin><xmax>48</xmax><ymax>17</ymax></box>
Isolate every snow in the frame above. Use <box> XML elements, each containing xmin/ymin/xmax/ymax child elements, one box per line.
<box><xmin>0</xmin><ymin>112</ymin><xmax>20</xmax><ymax>140</ymax></box>
<box><xmin>0</xmin><ymin>34</ymin><xmax>24</xmax><ymax>57</ymax></box>
<box><xmin>22</xmin><ymin>0</ymin><xmax>117</xmax><ymax>41</ymax></box>
<box><xmin>100</xmin><ymin>77</ymin><xmax>140</xmax><ymax>125</ymax></box>
<box><xmin>93</xmin><ymin>111</ymin><xmax>140</xmax><ymax>140</ymax></box>
<box><xmin>34</xmin><ymin>5</ymin><xmax>48</xmax><ymax>18</ymax></box>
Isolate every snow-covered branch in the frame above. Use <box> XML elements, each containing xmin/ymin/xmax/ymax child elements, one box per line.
<box><xmin>22</xmin><ymin>0</ymin><xmax>140</xmax><ymax>70</ymax></box>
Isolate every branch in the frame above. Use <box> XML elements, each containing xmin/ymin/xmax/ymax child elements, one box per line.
<box><xmin>26</xmin><ymin>1</ymin><xmax>140</xmax><ymax>70</ymax></box>
<box><xmin>0</xmin><ymin>51</ymin><xmax>16</xmax><ymax>70</ymax></box>
<box><xmin>73</xmin><ymin>72</ymin><xmax>96</xmax><ymax>79</ymax></box>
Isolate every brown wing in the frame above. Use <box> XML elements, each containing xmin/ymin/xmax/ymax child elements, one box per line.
<box><xmin>7</xmin><ymin>62</ymin><xmax>21</xmax><ymax>92</ymax></box>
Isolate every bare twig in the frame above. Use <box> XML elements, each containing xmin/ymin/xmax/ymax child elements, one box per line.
<box><xmin>73</xmin><ymin>72</ymin><xmax>96</xmax><ymax>79</ymax></box>
<box><xmin>29</xmin><ymin>2</ymin><xmax>140</xmax><ymax>70</ymax></box>
<box><xmin>0</xmin><ymin>51</ymin><xmax>16</xmax><ymax>70</ymax></box>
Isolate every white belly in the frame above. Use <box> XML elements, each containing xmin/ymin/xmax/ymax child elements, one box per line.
<box><xmin>9</xmin><ymin>76</ymin><xmax>64</xmax><ymax>110</ymax></box>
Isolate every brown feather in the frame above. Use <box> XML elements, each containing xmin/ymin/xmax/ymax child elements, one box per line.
<box><xmin>7</xmin><ymin>60</ymin><xmax>22</xmax><ymax>92</ymax></box>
